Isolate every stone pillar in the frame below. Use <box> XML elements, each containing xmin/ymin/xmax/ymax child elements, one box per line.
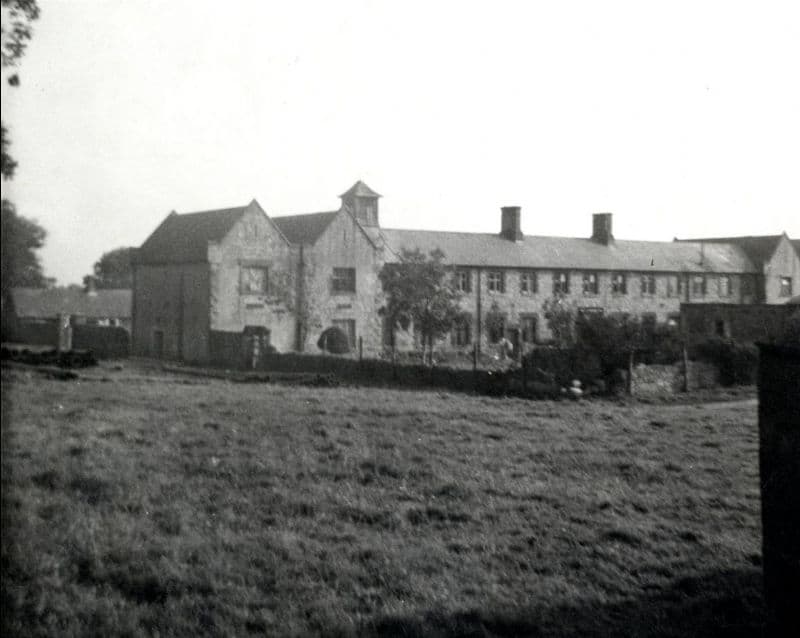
<box><xmin>757</xmin><ymin>343</ymin><xmax>800</xmax><ymax>637</ymax></box>
<box><xmin>57</xmin><ymin>313</ymin><xmax>72</xmax><ymax>352</ymax></box>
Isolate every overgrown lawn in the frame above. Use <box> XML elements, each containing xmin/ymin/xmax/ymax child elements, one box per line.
<box><xmin>1</xmin><ymin>363</ymin><xmax>764</xmax><ymax>636</ymax></box>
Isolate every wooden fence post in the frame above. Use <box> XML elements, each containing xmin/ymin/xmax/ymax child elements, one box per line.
<box><xmin>682</xmin><ymin>343</ymin><xmax>689</xmax><ymax>392</ymax></box>
<box><xmin>626</xmin><ymin>349</ymin><xmax>634</xmax><ymax>395</ymax></box>
<box><xmin>521</xmin><ymin>355</ymin><xmax>527</xmax><ymax>396</ymax></box>
<box><xmin>358</xmin><ymin>336</ymin><xmax>363</xmax><ymax>368</ymax></box>
<box><xmin>472</xmin><ymin>343</ymin><xmax>478</xmax><ymax>391</ymax></box>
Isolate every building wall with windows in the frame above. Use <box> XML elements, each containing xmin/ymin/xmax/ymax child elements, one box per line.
<box><xmin>764</xmin><ymin>235</ymin><xmax>800</xmax><ymax>303</ymax></box>
<box><xmin>436</xmin><ymin>266</ymin><xmax>750</xmax><ymax>354</ymax></box>
<box><xmin>135</xmin><ymin>183</ymin><xmax>792</xmax><ymax>365</ymax></box>
<box><xmin>298</xmin><ymin>209</ymin><xmax>385</xmax><ymax>355</ymax></box>
<box><xmin>207</xmin><ymin>205</ymin><xmax>296</xmax><ymax>354</ymax></box>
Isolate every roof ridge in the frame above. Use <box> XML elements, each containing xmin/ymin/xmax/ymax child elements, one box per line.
<box><xmin>173</xmin><ymin>206</ymin><xmax>248</xmax><ymax>217</ymax></box>
<box><xmin>271</xmin><ymin>210</ymin><xmax>338</xmax><ymax>219</ymax></box>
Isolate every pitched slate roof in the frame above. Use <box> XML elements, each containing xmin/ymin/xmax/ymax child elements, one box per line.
<box><xmin>11</xmin><ymin>287</ymin><xmax>132</xmax><ymax>319</ymax></box>
<box><xmin>137</xmin><ymin>207</ymin><xmax>248</xmax><ymax>264</ymax></box>
<box><xmin>379</xmin><ymin>229</ymin><xmax>756</xmax><ymax>273</ymax></box>
<box><xmin>676</xmin><ymin>235</ymin><xmax>783</xmax><ymax>267</ymax></box>
<box><xmin>271</xmin><ymin>211</ymin><xmax>338</xmax><ymax>245</ymax></box>
<box><xmin>340</xmin><ymin>180</ymin><xmax>381</xmax><ymax>199</ymax></box>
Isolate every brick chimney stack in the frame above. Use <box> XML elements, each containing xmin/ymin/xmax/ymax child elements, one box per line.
<box><xmin>501</xmin><ymin>206</ymin><xmax>523</xmax><ymax>241</ymax></box>
<box><xmin>591</xmin><ymin>213</ymin><xmax>614</xmax><ymax>245</ymax></box>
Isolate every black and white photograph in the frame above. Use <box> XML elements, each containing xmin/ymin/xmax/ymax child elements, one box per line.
<box><xmin>2</xmin><ymin>1</ymin><xmax>799</xmax><ymax>636</ymax></box>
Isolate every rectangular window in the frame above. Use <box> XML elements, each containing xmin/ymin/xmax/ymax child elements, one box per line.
<box><xmin>451</xmin><ymin>316</ymin><xmax>472</xmax><ymax>346</ymax></box>
<box><xmin>641</xmin><ymin>313</ymin><xmax>657</xmax><ymax>342</ymax></box>
<box><xmin>582</xmin><ymin>272</ymin><xmax>598</xmax><ymax>295</ymax></box>
<box><xmin>719</xmin><ymin>275</ymin><xmax>731</xmax><ymax>297</ymax></box>
<box><xmin>641</xmin><ymin>274</ymin><xmax>656</xmax><ymax>296</ymax></box>
<box><xmin>332</xmin><ymin>267</ymin><xmax>356</xmax><ymax>293</ymax></box>
<box><xmin>241</xmin><ymin>266</ymin><xmax>269</xmax><ymax>294</ymax></box>
<box><xmin>611</xmin><ymin>273</ymin><xmax>627</xmax><ymax>294</ymax></box>
<box><xmin>520</xmin><ymin>315</ymin><xmax>537</xmax><ymax>343</ymax></box>
<box><xmin>332</xmin><ymin>319</ymin><xmax>356</xmax><ymax>349</ymax></box>
<box><xmin>779</xmin><ymin>276</ymin><xmax>793</xmax><ymax>297</ymax></box>
<box><xmin>519</xmin><ymin>270</ymin><xmax>538</xmax><ymax>294</ymax></box>
<box><xmin>552</xmin><ymin>271</ymin><xmax>570</xmax><ymax>294</ymax></box>
<box><xmin>742</xmin><ymin>275</ymin><xmax>754</xmax><ymax>297</ymax></box>
<box><xmin>454</xmin><ymin>269</ymin><xmax>472</xmax><ymax>293</ymax></box>
<box><xmin>487</xmin><ymin>271</ymin><xmax>505</xmax><ymax>293</ymax></box>
<box><xmin>666</xmin><ymin>275</ymin><xmax>678</xmax><ymax>297</ymax></box>
<box><xmin>487</xmin><ymin>315</ymin><xmax>505</xmax><ymax>344</ymax></box>
<box><xmin>678</xmin><ymin>276</ymin><xmax>688</xmax><ymax>298</ymax></box>
<box><xmin>691</xmin><ymin>275</ymin><xmax>706</xmax><ymax>297</ymax></box>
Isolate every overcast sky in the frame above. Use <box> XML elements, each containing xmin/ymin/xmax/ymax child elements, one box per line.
<box><xmin>2</xmin><ymin>0</ymin><xmax>799</xmax><ymax>285</ymax></box>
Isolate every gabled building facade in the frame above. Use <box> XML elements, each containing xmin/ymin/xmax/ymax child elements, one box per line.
<box><xmin>132</xmin><ymin>181</ymin><xmax>795</xmax><ymax>364</ymax></box>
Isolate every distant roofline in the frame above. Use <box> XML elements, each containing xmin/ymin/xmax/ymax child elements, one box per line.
<box><xmin>382</xmin><ymin>227</ymin><xmax>716</xmax><ymax>244</ymax></box>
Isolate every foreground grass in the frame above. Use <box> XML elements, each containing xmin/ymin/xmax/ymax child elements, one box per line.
<box><xmin>1</xmin><ymin>363</ymin><xmax>764</xmax><ymax>637</ymax></box>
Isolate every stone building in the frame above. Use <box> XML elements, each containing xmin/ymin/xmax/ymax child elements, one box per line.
<box><xmin>132</xmin><ymin>200</ymin><xmax>295</xmax><ymax>364</ymax></box>
<box><xmin>132</xmin><ymin>181</ymin><xmax>799</xmax><ymax>363</ymax></box>
<box><xmin>676</xmin><ymin>233</ymin><xmax>799</xmax><ymax>304</ymax></box>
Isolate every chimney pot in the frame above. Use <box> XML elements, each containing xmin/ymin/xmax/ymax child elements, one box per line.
<box><xmin>592</xmin><ymin>213</ymin><xmax>614</xmax><ymax>245</ymax></box>
<box><xmin>501</xmin><ymin>206</ymin><xmax>523</xmax><ymax>241</ymax></box>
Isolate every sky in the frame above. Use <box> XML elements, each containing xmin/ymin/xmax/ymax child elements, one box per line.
<box><xmin>1</xmin><ymin>0</ymin><xmax>799</xmax><ymax>285</ymax></box>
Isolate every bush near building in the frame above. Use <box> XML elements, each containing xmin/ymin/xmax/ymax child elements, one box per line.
<box><xmin>692</xmin><ymin>338</ymin><xmax>759</xmax><ymax>386</ymax></box>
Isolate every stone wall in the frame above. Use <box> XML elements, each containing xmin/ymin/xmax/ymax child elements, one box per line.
<box><xmin>132</xmin><ymin>263</ymin><xmax>210</xmax><ymax>362</ymax></box>
<box><xmin>631</xmin><ymin>361</ymin><xmax>719</xmax><ymax>396</ymax></box>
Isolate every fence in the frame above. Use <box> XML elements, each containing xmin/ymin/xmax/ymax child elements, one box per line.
<box><xmin>6</xmin><ymin>319</ymin><xmax>129</xmax><ymax>359</ymax></box>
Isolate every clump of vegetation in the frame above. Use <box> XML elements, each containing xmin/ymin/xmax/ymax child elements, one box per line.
<box><xmin>379</xmin><ymin>248</ymin><xmax>461</xmax><ymax>365</ymax></box>
<box><xmin>316</xmin><ymin>326</ymin><xmax>350</xmax><ymax>354</ymax></box>
<box><xmin>693</xmin><ymin>338</ymin><xmax>759</xmax><ymax>386</ymax></box>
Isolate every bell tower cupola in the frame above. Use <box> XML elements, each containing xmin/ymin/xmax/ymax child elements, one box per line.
<box><xmin>340</xmin><ymin>180</ymin><xmax>381</xmax><ymax>227</ymax></box>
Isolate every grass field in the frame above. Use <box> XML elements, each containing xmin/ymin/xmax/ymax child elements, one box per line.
<box><xmin>1</xmin><ymin>362</ymin><xmax>765</xmax><ymax>637</ymax></box>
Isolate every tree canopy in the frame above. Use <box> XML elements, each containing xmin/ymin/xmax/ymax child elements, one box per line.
<box><xmin>2</xmin><ymin>0</ymin><xmax>40</xmax><ymax>180</ymax></box>
<box><xmin>379</xmin><ymin>248</ymin><xmax>461</xmax><ymax>362</ymax></box>
<box><xmin>85</xmin><ymin>246</ymin><xmax>136</xmax><ymax>289</ymax></box>
<box><xmin>1</xmin><ymin>199</ymin><xmax>47</xmax><ymax>291</ymax></box>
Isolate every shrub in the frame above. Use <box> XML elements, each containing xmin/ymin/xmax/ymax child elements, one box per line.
<box><xmin>316</xmin><ymin>327</ymin><xmax>351</xmax><ymax>354</ymax></box>
<box><xmin>782</xmin><ymin>310</ymin><xmax>800</xmax><ymax>345</ymax></box>
<box><xmin>693</xmin><ymin>338</ymin><xmax>758</xmax><ymax>386</ymax></box>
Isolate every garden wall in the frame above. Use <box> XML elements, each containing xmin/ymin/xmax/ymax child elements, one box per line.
<box><xmin>631</xmin><ymin>361</ymin><xmax>719</xmax><ymax>397</ymax></box>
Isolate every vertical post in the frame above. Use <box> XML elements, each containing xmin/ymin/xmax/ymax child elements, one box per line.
<box><xmin>521</xmin><ymin>354</ymin><xmax>527</xmax><ymax>396</ymax></box>
<box><xmin>358</xmin><ymin>336</ymin><xmax>363</xmax><ymax>367</ymax></box>
<box><xmin>758</xmin><ymin>344</ymin><xmax>800</xmax><ymax>636</ymax></box>
<box><xmin>626</xmin><ymin>349</ymin><xmax>634</xmax><ymax>395</ymax></box>
<box><xmin>472</xmin><ymin>342</ymin><xmax>478</xmax><ymax>391</ymax></box>
<box><xmin>57</xmin><ymin>313</ymin><xmax>72</xmax><ymax>353</ymax></box>
<box><xmin>475</xmin><ymin>267</ymin><xmax>482</xmax><ymax>358</ymax></box>
<box><xmin>682</xmin><ymin>343</ymin><xmax>689</xmax><ymax>392</ymax></box>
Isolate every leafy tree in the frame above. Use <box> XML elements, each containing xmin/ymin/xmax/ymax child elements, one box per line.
<box><xmin>1</xmin><ymin>199</ymin><xmax>46</xmax><ymax>290</ymax></box>
<box><xmin>575</xmin><ymin>312</ymin><xmax>644</xmax><ymax>393</ymax></box>
<box><xmin>379</xmin><ymin>248</ymin><xmax>461</xmax><ymax>364</ymax></box>
<box><xmin>1</xmin><ymin>199</ymin><xmax>46</xmax><ymax>337</ymax></box>
<box><xmin>1</xmin><ymin>0</ymin><xmax>40</xmax><ymax>179</ymax></box>
<box><xmin>543</xmin><ymin>294</ymin><xmax>577</xmax><ymax>347</ymax></box>
<box><xmin>84</xmin><ymin>246</ymin><xmax>136</xmax><ymax>289</ymax></box>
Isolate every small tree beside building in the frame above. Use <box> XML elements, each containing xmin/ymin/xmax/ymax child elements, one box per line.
<box><xmin>379</xmin><ymin>248</ymin><xmax>462</xmax><ymax>364</ymax></box>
